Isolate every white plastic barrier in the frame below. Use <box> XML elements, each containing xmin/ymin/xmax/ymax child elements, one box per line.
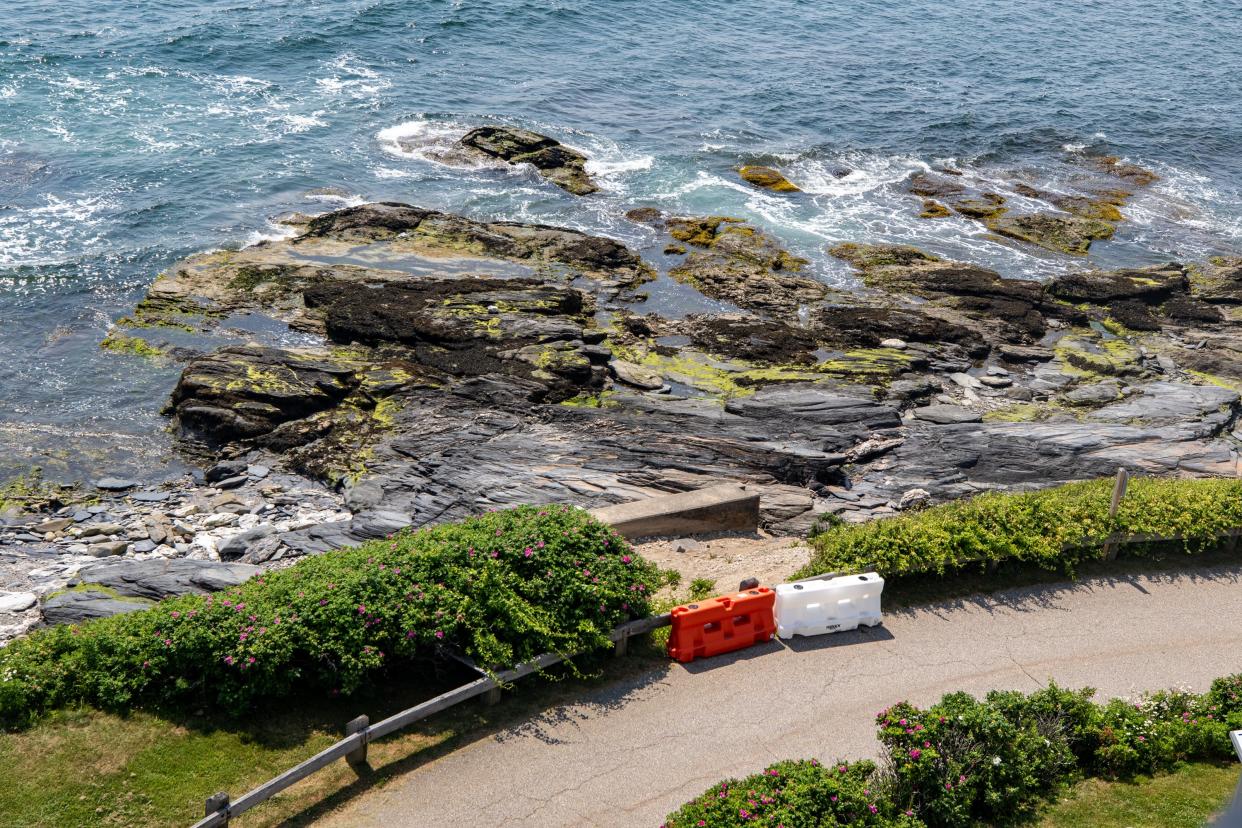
<box><xmin>774</xmin><ymin>572</ymin><xmax>884</xmax><ymax>639</ymax></box>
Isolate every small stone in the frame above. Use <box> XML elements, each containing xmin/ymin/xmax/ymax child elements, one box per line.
<box><xmin>35</xmin><ymin>518</ymin><xmax>74</xmax><ymax>533</ymax></box>
<box><xmin>1005</xmin><ymin>387</ymin><xmax>1035</xmax><ymax>401</ymax></box>
<box><xmin>79</xmin><ymin>522</ymin><xmax>123</xmax><ymax>538</ymax></box>
<box><xmin>202</xmin><ymin>513</ymin><xmax>237</xmax><ymax>529</ymax></box>
<box><xmin>214</xmin><ymin>475</ymin><xmax>247</xmax><ymax>490</ymax></box>
<box><xmin>131</xmin><ymin>539</ymin><xmax>157</xmax><ymax>554</ymax></box>
<box><xmin>986</xmin><ymin>366</ymin><xmax>1011</xmax><ymax>377</ymax></box>
<box><xmin>610</xmin><ymin>359</ymin><xmax>664</xmax><ymax>391</ymax></box>
<box><xmin>95</xmin><ymin>477</ymin><xmax>138</xmax><ymax>491</ymax></box>
<box><xmin>0</xmin><ymin>591</ymin><xmax>37</xmax><ymax>613</ymax></box>
<box><xmin>218</xmin><ymin>524</ymin><xmax>276</xmax><ymax>560</ymax></box>
<box><xmin>912</xmin><ymin>404</ymin><xmax>983</xmax><ymax>424</ymax></box>
<box><xmin>246</xmin><ymin>464</ymin><xmax>270</xmax><ymax>479</ymax></box>
<box><xmin>130</xmin><ymin>491</ymin><xmax>170</xmax><ymax>503</ymax></box>
<box><xmin>86</xmin><ymin>540</ymin><xmax>128</xmax><ymax>557</ymax></box>
<box><xmin>72</xmin><ymin>510</ymin><xmax>91</xmax><ymax>522</ymax></box>
<box><xmin>205</xmin><ymin>460</ymin><xmax>247</xmax><ymax>484</ymax></box>
<box><xmin>87</xmin><ymin>504</ymin><xmax>109</xmax><ymax>514</ymax></box>
<box><xmin>879</xmin><ymin>338</ymin><xmax>907</xmax><ymax>350</ymax></box>
<box><xmin>897</xmin><ymin>488</ymin><xmax>931</xmax><ymax>510</ymax></box>
<box><xmin>979</xmin><ymin>375</ymin><xmax>1012</xmax><ymax>388</ymax></box>
<box><xmin>486</xmin><ymin>305</ymin><xmax>500</xmax><ymax>314</ymax></box>
<box><xmin>674</xmin><ymin>538</ymin><xmax>703</xmax><ymax>554</ymax></box>
<box><xmin>948</xmin><ymin>372</ymin><xmax>983</xmax><ymax>389</ymax></box>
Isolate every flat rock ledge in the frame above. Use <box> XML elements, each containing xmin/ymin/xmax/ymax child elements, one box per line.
<box><xmin>3</xmin><ymin>198</ymin><xmax>1241</xmax><ymax>635</ymax></box>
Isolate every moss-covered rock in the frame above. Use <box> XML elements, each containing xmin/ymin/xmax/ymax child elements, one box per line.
<box><xmin>665</xmin><ymin>217</ymin><xmax>825</xmax><ymax>314</ymax></box>
<box><xmin>985</xmin><ymin>211</ymin><xmax>1115</xmax><ymax>255</ymax></box>
<box><xmin>460</xmin><ymin>126</ymin><xmax>598</xmax><ymax>195</ymax></box>
<box><xmin>1054</xmin><ymin>329</ymin><xmax>1143</xmax><ymax>377</ymax></box>
<box><xmin>737</xmin><ymin>165</ymin><xmax>801</xmax><ymax>193</ymax></box>
<box><xmin>918</xmin><ymin>199</ymin><xmax>951</xmax><ymax>218</ymax></box>
<box><xmin>1086</xmin><ymin>155</ymin><xmax>1159</xmax><ymax>186</ymax></box>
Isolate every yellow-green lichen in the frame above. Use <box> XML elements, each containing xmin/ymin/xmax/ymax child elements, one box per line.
<box><xmin>100</xmin><ymin>332</ymin><xmax>166</xmax><ymax>360</ymax></box>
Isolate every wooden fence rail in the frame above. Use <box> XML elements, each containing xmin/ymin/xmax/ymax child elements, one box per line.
<box><xmin>191</xmin><ymin>613</ymin><xmax>672</xmax><ymax>827</ymax></box>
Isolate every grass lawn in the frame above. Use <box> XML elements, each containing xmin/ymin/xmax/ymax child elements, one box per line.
<box><xmin>0</xmin><ymin>651</ymin><xmax>668</xmax><ymax>828</ymax></box>
<box><xmin>1041</xmin><ymin>762</ymin><xmax>1240</xmax><ymax>828</ymax></box>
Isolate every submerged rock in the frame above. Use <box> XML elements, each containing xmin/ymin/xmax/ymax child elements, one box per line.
<box><xmin>460</xmin><ymin>126</ymin><xmax>598</xmax><ymax>195</ymax></box>
<box><xmin>986</xmin><ymin>211</ymin><xmax>1115</xmax><ymax>255</ymax></box>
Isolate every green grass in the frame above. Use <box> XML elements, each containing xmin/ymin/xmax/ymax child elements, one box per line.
<box><xmin>1041</xmin><ymin>762</ymin><xmax>1240</xmax><ymax>828</ymax></box>
<box><xmin>0</xmin><ymin>648</ymin><xmax>669</xmax><ymax>827</ymax></box>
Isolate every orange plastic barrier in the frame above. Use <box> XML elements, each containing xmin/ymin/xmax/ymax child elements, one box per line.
<box><xmin>666</xmin><ymin>587</ymin><xmax>776</xmax><ymax>663</ymax></box>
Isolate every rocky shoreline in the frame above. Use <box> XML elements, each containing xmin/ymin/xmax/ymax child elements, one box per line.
<box><xmin>3</xmin><ymin>127</ymin><xmax>1241</xmax><ymax>644</ymax></box>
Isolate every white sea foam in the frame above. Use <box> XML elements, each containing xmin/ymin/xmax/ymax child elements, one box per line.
<box><xmin>316</xmin><ymin>53</ymin><xmax>391</xmax><ymax>98</ymax></box>
<box><xmin>243</xmin><ymin>223</ymin><xmax>300</xmax><ymax>247</ymax></box>
<box><xmin>376</xmin><ymin>117</ymin><xmax>492</xmax><ymax>167</ymax></box>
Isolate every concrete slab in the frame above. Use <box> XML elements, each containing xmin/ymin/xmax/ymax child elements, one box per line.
<box><xmin>589</xmin><ymin>484</ymin><xmax>760</xmax><ymax>539</ymax></box>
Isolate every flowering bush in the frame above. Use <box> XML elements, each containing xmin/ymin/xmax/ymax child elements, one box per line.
<box><xmin>664</xmin><ymin>676</ymin><xmax>1242</xmax><ymax>828</ymax></box>
<box><xmin>661</xmin><ymin>760</ymin><xmax>922</xmax><ymax>828</ymax></box>
<box><xmin>0</xmin><ymin>505</ymin><xmax>661</xmax><ymax>730</ymax></box>
<box><xmin>799</xmin><ymin>477</ymin><xmax>1242</xmax><ymax>583</ymax></box>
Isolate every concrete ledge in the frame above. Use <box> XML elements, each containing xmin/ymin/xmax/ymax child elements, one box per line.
<box><xmin>589</xmin><ymin>484</ymin><xmax>760</xmax><ymax>540</ymax></box>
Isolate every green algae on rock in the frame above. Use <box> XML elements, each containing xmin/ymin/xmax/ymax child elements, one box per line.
<box><xmin>737</xmin><ymin>165</ymin><xmax>801</xmax><ymax>193</ymax></box>
<box><xmin>459</xmin><ymin>126</ymin><xmax>598</xmax><ymax>195</ymax></box>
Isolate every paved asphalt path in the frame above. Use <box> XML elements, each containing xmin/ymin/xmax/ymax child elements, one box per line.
<box><xmin>323</xmin><ymin>565</ymin><xmax>1242</xmax><ymax>827</ymax></box>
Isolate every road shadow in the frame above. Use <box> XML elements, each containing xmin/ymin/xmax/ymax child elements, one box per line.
<box><xmin>676</xmin><ymin>622</ymin><xmax>894</xmax><ymax>674</ymax></box>
<box><xmin>887</xmin><ymin>558</ymin><xmax>1242</xmax><ymax>623</ymax></box>
<box><xmin>275</xmin><ymin>652</ymin><xmax>673</xmax><ymax>826</ymax></box>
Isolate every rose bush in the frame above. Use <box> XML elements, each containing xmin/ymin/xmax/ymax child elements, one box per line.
<box><xmin>663</xmin><ymin>676</ymin><xmax>1242</xmax><ymax>827</ymax></box>
<box><xmin>0</xmin><ymin>504</ymin><xmax>661</xmax><ymax>730</ymax></box>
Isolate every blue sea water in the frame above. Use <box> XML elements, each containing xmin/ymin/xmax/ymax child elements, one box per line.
<box><xmin>2</xmin><ymin>0</ymin><xmax>1241</xmax><ymax>481</ymax></box>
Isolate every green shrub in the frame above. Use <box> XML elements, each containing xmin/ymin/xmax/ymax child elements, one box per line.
<box><xmin>664</xmin><ymin>676</ymin><xmax>1242</xmax><ymax>828</ymax></box>
<box><xmin>799</xmin><ymin>477</ymin><xmax>1242</xmax><ymax>583</ymax></box>
<box><xmin>0</xmin><ymin>505</ymin><xmax>661</xmax><ymax>730</ymax></box>
<box><xmin>661</xmin><ymin>759</ymin><xmax>922</xmax><ymax>828</ymax></box>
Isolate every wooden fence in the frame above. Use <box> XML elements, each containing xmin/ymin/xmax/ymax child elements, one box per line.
<box><xmin>191</xmin><ymin>613</ymin><xmax>672</xmax><ymax>827</ymax></box>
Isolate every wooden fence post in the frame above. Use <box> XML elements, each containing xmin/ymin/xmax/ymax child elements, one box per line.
<box><xmin>1104</xmin><ymin>467</ymin><xmax>1129</xmax><ymax>561</ymax></box>
<box><xmin>483</xmin><ymin>685</ymin><xmax>502</xmax><ymax>706</ymax></box>
<box><xmin>205</xmin><ymin>792</ymin><xmax>229</xmax><ymax>824</ymax></box>
<box><xmin>345</xmin><ymin>715</ymin><xmax>369</xmax><ymax>771</ymax></box>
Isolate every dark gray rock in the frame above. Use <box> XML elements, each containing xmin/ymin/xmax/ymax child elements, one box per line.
<box><xmin>41</xmin><ymin>590</ymin><xmax>152</xmax><ymax>625</ymax></box>
<box><xmin>343</xmin><ymin>479</ymin><xmax>384</xmax><ymax>512</ymax></box>
<box><xmin>218</xmin><ymin>525</ymin><xmax>275</xmax><ymax>560</ymax></box>
<box><xmin>70</xmin><ymin>558</ymin><xmax>259</xmax><ymax>601</ymax></box>
<box><xmin>131</xmin><ymin>539</ymin><xmax>157</xmax><ymax>554</ymax></box>
<box><xmin>1088</xmin><ymin>382</ymin><xmax>1239</xmax><ymax>425</ymax></box>
<box><xmin>214</xmin><ymin>475</ymin><xmax>248</xmax><ymax>490</ymax></box>
<box><xmin>95</xmin><ymin>477</ymin><xmax>138</xmax><ymax>491</ymax></box>
<box><xmin>724</xmin><ymin>385</ymin><xmax>900</xmax><ymax>429</ymax></box>
<box><xmin>86</xmin><ymin>540</ymin><xmax>128</xmax><ymax>557</ymax></box>
<box><xmin>130</xmin><ymin>491</ymin><xmax>170</xmax><ymax>503</ymax></box>
<box><xmin>349</xmin><ymin>510</ymin><xmax>412</xmax><ymax>539</ymax></box>
<box><xmin>912</xmin><ymin>405</ymin><xmax>983</xmax><ymax>424</ymax></box>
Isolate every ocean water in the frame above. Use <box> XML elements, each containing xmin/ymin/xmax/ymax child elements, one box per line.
<box><xmin>2</xmin><ymin>0</ymin><xmax>1241</xmax><ymax>481</ymax></box>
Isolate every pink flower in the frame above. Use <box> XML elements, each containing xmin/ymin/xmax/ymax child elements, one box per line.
<box><xmin>524</xmin><ymin>548</ymin><xmax>533</xmax><ymax>558</ymax></box>
<box><xmin>909</xmin><ymin>748</ymin><xmax>921</xmax><ymax>759</ymax></box>
<box><xmin>224</xmin><ymin>655</ymin><xmax>235</xmax><ymax>665</ymax></box>
<box><xmin>434</xmin><ymin>630</ymin><xmax>444</xmax><ymax>639</ymax></box>
<box><xmin>621</xmin><ymin>555</ymin><xmax>632</xmax><ymax>564</ymax></box>
<box><xmin>357</xmin><ymin>604</ymin><xmax>366</xmax><ymax>614</ymax></box>
<box><xmin>142</xmin><ymin>661</ymin><xmax>150</xmax><ymax>668</ymax></box>
<box><xmin>868</xmin><ymin>805</ymin><xmax>878</xmax><ymax>814</ymax></box>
